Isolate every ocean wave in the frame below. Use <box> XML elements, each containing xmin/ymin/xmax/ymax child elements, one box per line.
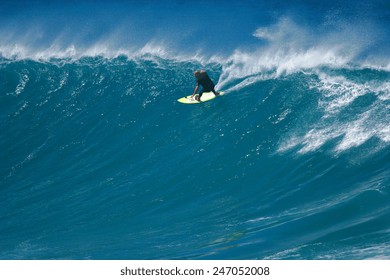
<box><xmin>1</xmin><ymin>28</ymin><xmax>389</xmax><ymax>259</ymax></box>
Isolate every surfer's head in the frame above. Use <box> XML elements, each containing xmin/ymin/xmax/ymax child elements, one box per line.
<box><xmin>194</xmin><ymin>70</ymin><xmax>200</xmax><ymax>77</ymax></box>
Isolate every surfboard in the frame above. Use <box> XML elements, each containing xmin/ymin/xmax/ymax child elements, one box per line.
<box><xmin>177</xmin><ymin>91</ymin><xmax>225</xmax><ymax>104</ymax></box>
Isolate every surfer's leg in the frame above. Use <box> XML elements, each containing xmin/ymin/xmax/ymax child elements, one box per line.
<box><xmin>212</xmin><ymin>88</ymin><xmax>220</xmax><ymax>96</ymax></box>
<box><xmin>196</xmin><ymin>89</ymin><xmax>205</xmax><ymax>101</ymax></box>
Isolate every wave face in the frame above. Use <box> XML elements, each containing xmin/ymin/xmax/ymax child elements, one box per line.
<box><xmin>1</xmin><ymin>55</ymin><xmax>389</xmax><ymax>260</ymax></box>
<box><xmin>1</xmin><ymin>0</ymin><xmax>390</xmax><ymax>259</ymax></box>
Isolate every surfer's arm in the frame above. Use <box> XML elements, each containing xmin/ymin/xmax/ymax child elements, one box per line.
<box><xmin>191</xmin><ymin>84</ymin><xmax>199</xmax><ymax>98</ymax></box>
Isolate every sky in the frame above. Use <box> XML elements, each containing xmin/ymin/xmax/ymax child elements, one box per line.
<box><xmin>0</xmin><ymin>0</ymin><xmax>389</xmax><ymax>59</ymax></box>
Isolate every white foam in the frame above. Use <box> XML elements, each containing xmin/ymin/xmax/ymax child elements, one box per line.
<box><xmin>276</xmin><ymin>64</ymin><xmax>390</xmax><ymax>155</ymax></box>
<box><xmin>1</xmin><ymin>19</ymin><xmax>389</xmax><ymax>98</ymax></box>
<box><xmin>279</xmin><ymin>101</ymin><xmax>390</xmax><ymax>155</ymax></box>
<box><xmin>217</xmin><ymin>45</ymin><xmax>354</xmax><ymax>92</ymax></box>
<box><xmin>334</xmin><ymin>112</ymin><xmax>375</xmax><ymax>152</ymax></box>
<box><xmin>0</xmin><ymin>41</ymin><xmax>201</xmax><ymax>64</ymax></box>
<box><xmin>216</xmin><ymin>16</ymin><xmax>390</xmax><ymax>92</ymax></box>
<box><xmin>315</xmin><ymin>73</ymin><xmax>372</xmax><ymax>114</ymax></box>
<box><xmin>298</xmin><ymin>127</ymin><xmax>343</xmax><ymax>154</ymax></box>
<box><xmin>15</xmin><ymin>72</ymin><xmax>29</xmax><ymax>96</ymax></box>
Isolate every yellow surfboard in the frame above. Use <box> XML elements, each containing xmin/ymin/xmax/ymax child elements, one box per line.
<box><xmin>177</xmin><ymin>91</ymin><xmax>225</xmax><ymax>104</ymax></box>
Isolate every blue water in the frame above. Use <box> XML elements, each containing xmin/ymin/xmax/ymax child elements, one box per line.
<box><xmin>1</xmin><ymin>0</ymin><xmax>390</xmax><ymax>259</ymax></box>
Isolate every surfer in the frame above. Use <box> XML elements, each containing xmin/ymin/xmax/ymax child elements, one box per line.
<box><xmin>191</xmin><ymin>70</ymin><xmax>220</xmax><ymax>102</ymax></box>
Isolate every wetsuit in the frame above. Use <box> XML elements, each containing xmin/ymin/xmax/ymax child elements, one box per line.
<box><xmin>196</xmin><ymin>72</ymin><xmax>217</xmax><ymax>98</ymax></box>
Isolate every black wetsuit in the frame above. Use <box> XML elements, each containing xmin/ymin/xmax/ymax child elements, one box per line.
<box><xmin>196</xmin><ymin>72</ymin><xmax>217</xmax><ymax>97</ymax></box>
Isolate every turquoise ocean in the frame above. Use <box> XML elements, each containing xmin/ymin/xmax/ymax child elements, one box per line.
<box><xmin>1</xmin><ymin>0</ymin><xmax>389</xmax><ymax>259</ymax></box>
